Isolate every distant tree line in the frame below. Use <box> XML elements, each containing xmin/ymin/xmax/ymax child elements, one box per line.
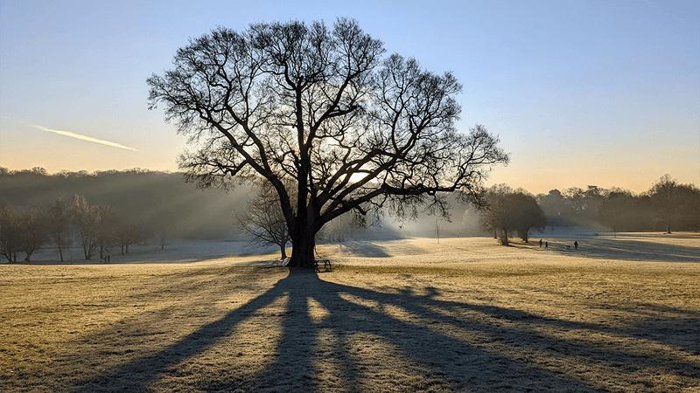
<box><xmin>2</xmin><ymin>169</ymin><xmax>698</xmax><ymax>256</ymax></box>
<box><xmin>479</xmin><ymin>175</ymin><xmax>699</xmax><ymax>246</ymax></box>
<box><xmin>0</xmin><ymin>195</ymin><xmax>157</xmax><ymax>263</ymax></box>
<box><xmin>228</xmin><ymin>173</ymin><xmax>700</xmax><ymax>251</ymax></box>
<box><xmin>536</xmin><ymin>175</ymin><xmax>700</xmax><ymax>234</ymax></box>
<box><xmin>0</xmin><ymin>167</ymin><xmax>256</xmax><ymax>263</ymax></box>
<box><xmin>0</xmin><ymin>167</ymin><xmax>253</xmax><ymax>240</ymax></box>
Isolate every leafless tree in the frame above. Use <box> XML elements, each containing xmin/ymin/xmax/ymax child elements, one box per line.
<box><xmin>481</xmin><ymin>185</ymin><xmax>545</xmax><ymax>245</ymax></box>
<box><xmin>0</xmin><ymin>203</ymin><xmax>21</xmax><ymax>262</ymax></box>
<box><xmin>158</xmin><ymin>228</ymin><xmax>168</xmax><ymax>251</ymax></box>
<box><xmin>237</xmin><ymin>184</ymin><xmax>290</xmax><ymax>259</ymax></box>
<box><xmin>19</xmin><ymin>207</ymin><xmax>47</xmax><ymax>262</ymax></box>
<box><xmin>512</xmin><ymin>192</ymin><xmax>546</xmax><ymax>242</ymax></box>
<box><xmin>46</xmin><ymin>199</ymin><xmax>72</xmax><ymax>262</ymax></box>
<box><xmin>148</xmin><ymin>19</ymin><xmax>508</xmax><ymax>266</ymax></box>
<box><xmin>481</xmin><ymin>185</ymin><xmax>517</xmax><ymax>246</ymax></box>
<box><xmin>649</xmin><ymin>174</ymin><xmax>694</xmax><ymax>234</ymax></box>
<box><xmin>97</xmin><ymin>205</ymin><xmax>117</xmax><ymax>261</ymax></box>
<box><xmin>116</xmin><ymin>220</ymin><xmax>138</xmax><ymax>255</ymax></box>
<box><xmin>71</xmin><ymin>195</ymin><xmax>100</xmax><ymax>260</ymax></box>
<box><xmin>0</xmin><ymin>204</ymin><xmax>47</xmax><ymax>263</ymax></box>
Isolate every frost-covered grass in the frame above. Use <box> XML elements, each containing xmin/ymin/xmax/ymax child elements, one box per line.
<box><xmin>1</xmin><ymin>233</ymin><xmax>699</xmax><ymax>392</ymax></box>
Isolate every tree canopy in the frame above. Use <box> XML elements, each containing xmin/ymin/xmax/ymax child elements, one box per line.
<box><xmin>481</xmin><ymin>185</ymin><xmax>545</xmax><ymax>245</ymax></box>
<box><xmin>148</xmin><ymin>18</ymin><xmax>508</xmax><ymax>266</ymax></box>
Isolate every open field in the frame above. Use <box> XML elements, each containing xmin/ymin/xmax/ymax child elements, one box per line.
<box><xmin>1</xmin><ymin>233</ymin><xmax>699</xmax><ymax>392</ymax></box>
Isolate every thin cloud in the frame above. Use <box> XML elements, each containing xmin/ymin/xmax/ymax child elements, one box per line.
<box><xmin>29</xmin><ymin>124</ymin><xmax>138</xmax><ymax>152</ymax></box>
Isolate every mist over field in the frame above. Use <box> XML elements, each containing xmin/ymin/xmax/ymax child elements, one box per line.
<box><xmin>0</xmin><ymin>168</ymin><xmax>492</xmax><ymax>243</ymax></box>
<box><xmin>0</xmin><ymin>168</ymin><xmax>250</xmax><ymax>240</ymax></box>
<box><xmin>2</xmin><ymin>168</ymin><xmax>698</xmax><ymax>247</ymax></box>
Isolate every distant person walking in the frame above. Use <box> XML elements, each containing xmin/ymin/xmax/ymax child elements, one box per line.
<box><xmin>545</xmin><ymin>241</ymin><xmax>548</xmax><ymax>249</ymax></box>
<box><xmin>574</xmin><ymin>241</ymin><xmax>578</xmax><ymax>250</ymax></box>
<box><xmin>539</xmin><ymin>239</ymin><xmax>543</xmax><ymax>248</ymax></box>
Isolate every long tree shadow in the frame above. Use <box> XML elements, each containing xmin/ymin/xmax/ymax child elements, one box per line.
<box><xmin>298</xmin><ymin>278</ymin><xmax>698</xmax><ymax>390</ymax></box>
<box><xmin>72</xmin><ymin>268</ymin><xmax>700</xmax><ymax>392</ymax></box>
<box><xmin>72</xmin><ymin>270</ymin><xmax>290</xmax><ymax>392</ymax></box>
<box><xmin>250</xmin><ymin>274</ymin><xmax>598</xmax><ymax>392</ymax></box>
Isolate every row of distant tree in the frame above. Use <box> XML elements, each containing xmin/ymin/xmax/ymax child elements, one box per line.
<box><xmin>0</xmin><ymin>195</ymin><xmax>155</xmax><ymax>263</ymax></box>
<box><xmin>536</xmin><ymin>174</ymin><xmax>699</xmax><ymax>234</ymax></box>
<box><xmin>480</xmin><ymin>175</ymin><xmax>700</xmax><ymax>246</ymax></box>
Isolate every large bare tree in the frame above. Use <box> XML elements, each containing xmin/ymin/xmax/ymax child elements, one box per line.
<box><xmin>148</xmin><ymin>19</ymin><xmax>508</xmax><ymax>267</ymax></box>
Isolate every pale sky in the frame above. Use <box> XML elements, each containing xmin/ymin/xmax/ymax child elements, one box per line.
<box><xmin>0</xmin><ymin>0</ymin><xmax>698</xmax><ymax>193</ymax></box>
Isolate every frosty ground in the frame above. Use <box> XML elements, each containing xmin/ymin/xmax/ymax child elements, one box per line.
<box><xmin>1</xmin><ymin>233</ymin><xmax>699</xmax><ymax>392</ymax></box>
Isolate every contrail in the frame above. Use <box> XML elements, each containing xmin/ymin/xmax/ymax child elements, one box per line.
<box><xmin>29</xmin><ymin>124</ymin><xmax>138</xmax><ymax>151</ymax></box>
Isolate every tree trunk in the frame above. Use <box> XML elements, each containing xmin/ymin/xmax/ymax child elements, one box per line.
<box><xmin>58</xmin><ymin>247</ymin><xmax>64</xmax><ymax>262</ymax></box>
<box><xmin>280</xmin><ymin>243</ymin><xmax>288</xmax><ymax>260</ymax></box>
<box><xmin>666</xmin><ymin>224</ymin><xmax>671</xmax><ymax>234</ymax></box>
<box><xmin>500</xmin><ymin>228</ymin><xmax>509</xmax><ymax>246</ymax></box>
<box><xmin>289</xmin><ymin>229</ymin><xmax>316</xmax><ymax>268</ymax></box>
<box><xmin>288</xmin><ymin>149</ymin><xmax>316</xmax><ymax>267</ymax></box>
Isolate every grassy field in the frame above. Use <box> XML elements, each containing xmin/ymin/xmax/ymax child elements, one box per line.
<box><xmin>1</xmin><ymin>234</ymin><xmax>699</xmax><ymax>392</ymax></box>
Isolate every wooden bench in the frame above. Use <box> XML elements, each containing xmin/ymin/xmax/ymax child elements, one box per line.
<box><xmin>314</xmin><ymin>258</ymin><xmax>333</xmax><ymax>272</ymax></box>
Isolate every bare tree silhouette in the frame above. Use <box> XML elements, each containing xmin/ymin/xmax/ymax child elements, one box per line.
<box><xmin>480</xmin><ymin>185</ymin><xmax>545</xmax><ymax>245</ymax></box>
<box><xmin>237</xmin><ymin>183</ymin><xmax>290</xmax><ymax>259</ymax></box>
<box><xmin>46</xmin><ymin>199</ymin><xmax>72</xmax><ymax>262</ymax></box>
<box><xmin>148</xmin><ymin>18</ymin><xmax>508</xmax><ymax>267</ymax></box>
<box><xmin>649</xmin><ymin>174</ymin><xmax>699</xmax><ymax>234</ymax></box>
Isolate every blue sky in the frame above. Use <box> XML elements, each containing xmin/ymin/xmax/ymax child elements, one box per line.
<box><xmin>0</xmin><ymin>0</ymin><xmax>698</xmax><ymax>193</ymax></box>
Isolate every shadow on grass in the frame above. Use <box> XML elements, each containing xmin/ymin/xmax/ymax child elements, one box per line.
<box><xmin>71</xmin><ymin>268</ymin><xmax>700</xmax><ymax>392</ymax></box>
<box><xmin>339</xmin><ymin>241</ymin><xmax>391</xmax><ymax>257</ymax></box>
<box><xmin>523</xmin><ymin>238</ymin><xmax>700</xmax><ymax>263</ymax></box>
